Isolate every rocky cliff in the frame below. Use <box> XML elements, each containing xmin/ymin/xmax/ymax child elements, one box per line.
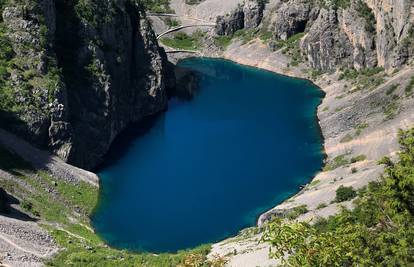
<box><xmin>0</xmin><ymin>0</ymin><xmax>173</xmax><ymax>169</ymax></box>
<box><xmin>216</xmin><ymin>0</ymin><xmax>414</xmax><ymax>72</ymax></box>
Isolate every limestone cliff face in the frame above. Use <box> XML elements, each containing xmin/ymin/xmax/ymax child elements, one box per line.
<box><xmin>1</xmin><ymin>0</ymin><xmax>173</xmax><ymax>169</ymax></box>
<box><xmin>219</xmin><ymin>0</ymin><xmax>413</xmax><ymax>72</ymax></box>
<box><xmin>215</xmin><ymin>0</ymin><xmax>264</xmax><ymax>35</ymax></box>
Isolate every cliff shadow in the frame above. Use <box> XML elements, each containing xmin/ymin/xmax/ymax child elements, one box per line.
<box><xmin>0</xmin><ymin>188</ymin><xmax>36</xmax><ymax>222</ymax></box>
<box><xmin>94</xmin><ymin>114</ymin><xmax>161</xmax><ymax>173</ymax></box>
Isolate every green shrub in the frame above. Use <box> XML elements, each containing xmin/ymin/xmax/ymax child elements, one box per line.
<box><xmin>350</xmin><ymin>154</ymin><xmax>366</xmax><ymax>163</ymax></box>
<box><xmin>263</xmin><ymin>128</ymin><xmax>414</xmax><ymax>266</ymax></box>
<box><xmin>383</xmin><ymin>101</ymin><xmax>399</xmax><ymax>120</ymax></box>
<box><xmin>316</xmin><ymin>203</ymin><xmax>328</xmax><ymax>209</ymax></box>
<box><xmin>335</xmin><ymin>185</ymin><xmax>357</xmax><ymax>202</ymax></box>
<box><xmin>356</xmin><ymin>0</ymin><xmax>376</xmax><ymax>33</ymax></box>
<box><xmin>285</xmin><ymin>205</ymin><xmax>308</xmax><ymax>220</ymax></box>
<box><xmin>355</xmin><ymin>123</ymin><xmax>369</xmax><ymax>136</ymax></box>
<box><xmin>21</xmin><ymin>200</ymin><xmax>33</xmax><ymax>211</ymax></box>
<box><xmin>324</xmin><ymin>154</ymin><xmax>349</xmax><ymax>171</ymax></box>
<box><xmin>214</xmin><ymin>35</ymin><xmax>233</xmax><ymax>49</ymax></box>
<box><xmin>386</xmin><ymin>84</ymin><xmax>399</xmax><ymax>95</ymax></box>
<box><xmin>405</xmin><ymin>75</ymin><xmax>414</xmax><ymax>95</ymax></box>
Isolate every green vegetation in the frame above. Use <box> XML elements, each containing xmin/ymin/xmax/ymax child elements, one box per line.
<box><xmin>214</xmin><ymin>35</ymin><xmax>233</xmax><ymax>49</ymax></box>
<box><xmin>160</xmin><ymin>31</ymin><xmax>205</xmax><ymax>50</ymax></box>
<box><xmin>356</xmin><ymin>0</ymin><xmax>376</xmax><ymax>33</ymax></box>
<box><xmin>355</xmin><ymin>122</ymin><xmax>369</xmax><ymax>136</ymax></box>
<box><xmin>320</xmin><ymin>0</ymin><xmax>350</xmax><ymax>9</ymax></box>
<box><xmin>339</xmin><ymin>67</ymin><xmax>385</xmax><ymax>93</ymax></box>
<box><xmin>75</xmin><ymin>0</ymin><xmax>117</xmax><ymax>26</ymax></box>
<box><xmin>340</xmin><ymin>133</ymin><xmax>353</xmax><ymax>143</ymax></box>
<box><xmin>350</xmin><ymin>154</ymin><xmax>366</xmax><ymax>163</ymax></box>
<box><xmin>324</xmin><ymin>154</ymin><xmax>366</xmax><ymax>171</ymax></box>
<box><xmin>0</xmin><ymin>145</ymin><xmax>215</xmax><ymax>266</ymax></box>
<box><xmin>285</xmin><ymin>205</ymin><xmax>308</xmax><ymax>220</ymax></box>
<box><xmin>335</xmin><ymin>185</ymin><xmax>357</xmax><ymax>202</ymax></box>
<box><xmin>230</xmin><ymin>29</ymin><xmax>258</xmax><ymax>45</ymax></box>
<box><xmin>323</xmin><ymin>154</ymin><xmax>349</xmax><ymax>171</ymax></box>
<box><xmin>277</xmin><ymin>33</ymin><xmax>304</xmax><ymax>66</ymax></box>
<box><xmin>165</xmin><ymin>17</ymin><xmax>180</xmax><ymax>28</ymax></box>
<box><xmin>262</xmin><ymin>128</ymin><xmax>414</xmax><ymax>266</ymax></box>
<box><xmin>383</xmin><ymin>101</ymin><xmax>399</xmax><ymax>120</ymax></box>
<box><xmin>405</xmin><ymin>75</ymin><xmax>414</xmax><ymax>96</ymax></box>
<box><xmin>308</xmin><ymin>69</ymin><xmax>323</xmax><ymax>80</ymax></box>
<box><xmin>141</xmin><ymin>0</ymin><xmax>174</xmax><ymax>13</ymax></box>
<box><xmin>316</xmin><ymin>203</ymin><xmax>327</xmax><ymax>210</ymax></box>
<box><xmin>386</xmin><ymin>84</ymin><xmax>399</xmax><ymax>95</ymax></box>
<box><xmin>309</xmin><ymin>179</ymin><xmax>320</xmax><ymax>187</ymax></box>
<box><xmin>185</xmin><ymin>0</ymin><xmax>204</xmax><ymax>5</ymax></box>
<box><xmin>0</xmin><ymin>0</ymin><xmax>62</xmax><ymax>125</ymax></box>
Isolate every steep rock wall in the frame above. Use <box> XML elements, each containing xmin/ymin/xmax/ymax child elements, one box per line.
<box><xmin>219</xmin><ymin>0</ymin><xmax>413</xmax><ymax>71</ymax></box>
<box><xmin>0</xmin><ymin>0</ymin><xmax>173</xmax><ymax>169</ymax></box>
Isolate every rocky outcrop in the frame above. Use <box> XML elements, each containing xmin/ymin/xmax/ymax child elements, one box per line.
<box><xmin>1</xmin><ymin>1</ymin><xmax>70</xmax><ymax>149</ymax></box>
<box><xmin>216</xmin><ymin>5</ymin><xmax>245</xmax><ymax>35</ymax></box>
<box><xmin>254</xmin><ymin>0</ymin><xmax>413</xmax><ymax>71</ymax></box>
<box><xmin>269</xmin><ymin>0</ymin><xmax>313</xmax><ymax>40</ymax></box>
<box><xmin>1</xmin><ymin>0</ymin><xmax>174</xmax><ymax>169</ymax></box>
<box><xmin>216</xmin><ymin>0</ymin><xmax>264</xmax><ymax>35</ymax></box>
<box><xmin>301</xmin><ymin>8</ymin><xmax>354</xmax><ymax>71</ymax></box>
<box><xmin>368</xmin><ymin>0</ymin><xmax>414</xmax><ymax>69</ymax></box>
<box><xmin>243</xmin><ymin>0</ymin><xmax>265</xmax><ymax>29</ymax></box>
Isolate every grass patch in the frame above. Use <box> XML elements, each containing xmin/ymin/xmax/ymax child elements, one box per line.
<box><xmin>405</xmin><ymin>75</ymin><xmax>414</xmax><ymax>96</ymax></box>
<box><xmin>160</xmin><ymin>31</ymin><xmax>205</xmax><ymax>50</ymax></box>
<box><xmin>386</xmin><ymin>84</ymin><xmax>399</xmax><ymax>95</ymax></box>
<box><xmin>214</xmin><ymin>35</ymin><xmax>233</xmax><ymax>49</ymax></box>
<box><xmin>309</xmin><ymin>179</ymin><xmax>320</xmax><ymax>187</ymax></box>
<box><xmin>316</xmin><ymin>203</ymin><xmax>327</xmax><ymax>210</ymax></box>
<box><xmin>355</xmin><ymin>123</ymin><xmax>369</xmax><ymax>136</ymax></box>
<box><xmin>285</xmin><ymin>205</ymin><xmax>308</xmax><ymax>220</ymax></box>
<box><xmin>338</xmin><ymin>67</ymin><xmax>385</xmax><ymax>92</ymax></box>
<box><xmin>383</xmin><ymin>101</ymin><xmax>399</xmax><ymax>120</ymax></box>
<box><xmin>350</xmin><ymin>154</ymin><xmax>367</xmax><ymax>163</ymax></box>
<box><xmin>323</xmin><ymin>154</ymin><xmax>349</xmax><ymax>171</ymax></box>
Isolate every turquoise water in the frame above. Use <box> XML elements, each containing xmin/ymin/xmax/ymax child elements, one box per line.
<box><xmin>92</xmin><ymin>58</ymin><xmax>324</xmax><ymax>253</ymax></box>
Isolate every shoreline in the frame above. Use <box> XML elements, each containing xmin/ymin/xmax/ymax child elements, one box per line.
<box><xmin>167</xmin><ymin>37</ymin><xmax>414</xmax><ymax>265</ymax></box>
<box><xmin>170</xmin><ymin>42</ymin><xmax>329</xmax><ymax>226</ymax></box>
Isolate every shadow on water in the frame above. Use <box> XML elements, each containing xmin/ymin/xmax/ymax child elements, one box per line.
<box><xmin>94</xmin><ymin>66</ymin><xmax>202</xmax><ymax>173</ymax></box>
<box><xmin>94</xmin><ymin>115</ymin><xmax>161</xmax><ymax>173</ymax></box>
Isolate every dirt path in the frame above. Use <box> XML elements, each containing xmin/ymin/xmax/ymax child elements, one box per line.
<box><xmin>0</xmin><ymin>215</ymin><xmax>58</xmax><ymax>267</ymax></box>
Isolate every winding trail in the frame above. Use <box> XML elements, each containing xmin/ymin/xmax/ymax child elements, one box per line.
<box><xmin>0</xmin><ymin>233</ymin><xmax>45</xmax><ymax>259</ymax></box>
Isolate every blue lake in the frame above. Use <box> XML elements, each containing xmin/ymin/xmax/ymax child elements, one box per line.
<box><xmin>92</xmin><ymin>58</ymin><xmax>324</xmax><ymax>253</ymax></box>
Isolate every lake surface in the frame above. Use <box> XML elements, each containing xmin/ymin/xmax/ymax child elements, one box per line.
<box><xmin>92</xmin><ymin>58</ymin><xmax>324</xmax><ymax>253</ymax></box>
